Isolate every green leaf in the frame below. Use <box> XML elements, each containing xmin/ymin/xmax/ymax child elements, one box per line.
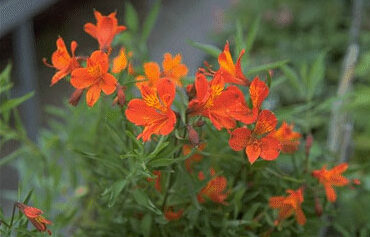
<box><xmin>0</xmin><ymin>63</ymin><xmax>12</xmax><ymax>85</ymax></box>
<box><xmin>246</xmin><ymin>60</ymin><xmax>289</xmax><ymax>76</ymax></box>
<box><xmin>266</xmin><ymin>71</ymin><xmax>272</xmax><ymax>88</ymax></box>
<box><xmin>281</xmin><ymin>65</ymin><xmax>303</xmax><ymax>94</ymax></box>
<box><xmin>23</xmin><ymin>189</ymin><xmax>33</xmax><ymax>204</ymax></box>
<box><xmin>187</xmin><ymin>40</ymin><xmax>221</xmax><ymax>58</ymax></box>
<box><xmin>125</xmin><ymin>2</ymin><xmax>139</xmax><ymax>32</ymax></box>
<box><xmin>132</xmin><ymin>189</ymin><xmax>161</xmax><ymax>215</ymax></box>
<box><xmin>147</xmin><ymin>136</ymin><xmax>168</xmax><ymax>159</ymax></box>
<box><xmin>307</xmin><ymin>51</ymin><xmax>326</xmax><ymax>100</ymax></box>
<box><xmin>147</xmin><ymin>158</ymin><xmax>175</xmax><ymax>168</ymax></box>
<box><xmin>141</xmin><ymin>0</ymin><xmax>161</xmax><ymax>43</ymax></box>
<box><xmin>0</xmin><ymin>148</ymin><xmax>24</xmax><ymax>167</ymax></box>
<box><xmin>333</xmin><ymin>222</ymin><xmax>351</xmax><ymax>237</ymax></box>
<box><xmin>245</xmin><ymin>15</ymin><xmax>260</xmax><ymax>52</ymax></box>
<box><xmin>108</xmin><ymin>180</ymin><xmax>127</xmax><ymax>207</ymax></box>
<box><xmin>235</xmin><ymin>20</ymin><xmax>244</xmax><ymax>53</ymax></box>
<box><xmin>141</xmin><ymin>214</ymin><xmax>152</xmax><ymax>237</ymax></box>
<box><xmin>0</xmin><ymin>92</ymin><xmax>34</xmax><ymax>113</ymax></box>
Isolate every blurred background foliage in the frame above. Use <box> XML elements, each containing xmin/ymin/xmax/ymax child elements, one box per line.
<box><xmin>1</xmin><ymin>0</ymin><xmax>370</xmax><ymax>236</ymax></box>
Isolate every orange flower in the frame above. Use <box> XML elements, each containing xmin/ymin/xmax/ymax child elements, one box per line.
<box><xmin>228</xmin><ymin>110</ymin><xmax>281</xmax><ymax>164</ymax></box>
<box><xmin>43</xmin><ymin>37</ymin><xmax>80</xmax><ymax>86</ymax></box>
<box><xmin>197</xmin><ymin>168</ymin><xmax>228</xmax><ymax>204</ymax></box>
<box><xmin>125</xmin><ymin>78</ymin><xmax>177</xmax><ymax>141</ymax></box>
<box><xmin>16</xmin><ymin>202</ymin><xmax>52</xmax><ymax>235</ymax></box>
<box><xmin>217</xmin><ymin>41</ymin><xmax>248</xmax><ymax>86</ymax></box>
<box><xmin>312</xmin><ymin>163</ymin><xmax>349</xmax><ymax>202</ymax></box>
<box><xmin>84</xmin><ymin>10</ymin><xmax>126</xmax><ymax>51</ymax></box>
<box><xmin>136</xmin><ymin>62</ymin><xmax>161</xmax><ymax>88</ymax></box>
<box><xmin>162</xmin><ymin>53</ymin><xmax>188</xmax><ymax>86</ymax></box>
<box><xmin>112</xmin><ymin>48</ymin><xmax>130</xmax><ymax>73</ymax></box>
<box><xmin>147</xmin><ymin>170</ymin><xmax>162</xmax><ymax>192</ymax></box>
<box><xmin>272</xmin><ymin>122</ymin><xmax>301</xmax><ymax>153</ymax></box>
<box><xmin>269</xmin><ymin>187</ymin><xmax>306</xmax><ymax>226</ymax></box>
<box><xmin>136</xmin><ymin>53</ymin><xmax>188</xmax><ymax>88</ymax></box>
<box><xmin>71</xmin><ymin>50</ymin><xmax>117</xmax><ymax>107</ymax></box>
<box><xmin>188</xmin><ymin>72</ymin><xmax>257</xmax><ymax>130</ymax></box>
<box><xmin>164</xmin><ymin>207</ymin><xmax>184</xmax><ymax>221</ymax></box>
<box><xmin>183</xmin><ymin>143</ymin><xmax>206</xmax><ymax>172</ymax></box>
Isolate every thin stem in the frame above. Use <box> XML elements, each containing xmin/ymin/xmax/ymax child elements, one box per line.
<box><xmin>8</xmin><ymin>203</ymin><xmax>17</xmax><ymax>230</ymax></box>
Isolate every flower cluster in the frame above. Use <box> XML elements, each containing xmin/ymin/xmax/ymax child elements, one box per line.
<box><xmin>41</xmin><ymin>9</ymin><xmax>361</xmax><ymax>230</ymax></box>
<box><xmin>44</xmin><ymin>10</ymin><xmax>128</xmax><ymax>107</ymax></box>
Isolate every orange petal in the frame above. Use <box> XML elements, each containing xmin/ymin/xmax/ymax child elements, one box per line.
<box><xmin>235</xmin><ymin>49</ymin><xmax>247</xmax><ymax>83</ymax></box>
<box><xmin>194</xmin><ymin>72</ymin><xmax>210</xmax><ymax>102</ymax></box>
<box><xmin>324</xmin><ymin>184</ymin><xmax>337</xmax><ymax>202</ymax></box>
<box><xmin>218</xmin><ymin>42</ymin><xmax>235</xmax><ymax>76</ymax></box>
<box><xmin>254</xmin><ymin>110</ymin><xmax>277</xmax><ymax>135</ymax></box>
<box><xmin>246</xmin><ymin>142</ymin><xmax>261</xmax><ymax>164</ymax></box>
<box><xmin>84</xmin><ymin>23</ymin><xmax>97</xmax><ymax>38</ymax></box>
<box><xmin>51</xmin><ymin>37</ymin><xmax>70</xmax><ymax>70</ymax></box>
<box><xmin>86</xmin><ymin>84</ymin><xmax>101</xmax><ymax>107</ymax></box>
<box><xmin>112</xmin><ymin>48</ymin><xmax>128</xmax><ymax>73</ymax></box>
<box><xmin>228</xmin><ymin>127</ymin><xmax>250</xmax><ymax>151</ymax></box>
<box><xmin>260</xmin><ymin>135</ymin><xmax>281</xmax><ymax>161</ymax></box>
<box><xmin>70</xmin><ymin>68</ymin><xmax>96</xmax><ymax>89</ymax></box>
<box><xmin>157</xmin><ymin>78</ymin><xmax>176</xmax><ymax>108</ymax></box>
<box><xmin>332</xmin><ymin>163</ymin><xmax>348</xmax><ymax>174</ymax></box>
<box><xmin>101</xmin><ymin>73</ymin><xmax>117</xmax><ymax>95</ymax></box>
<box><xmin>51</xmin><ymin>69</ymin><xmax>69</xmax><ymax>86</ymax></box>
<box><xmin>295</xmin><ymin>207</ymin><xmax>306</xmax><ymax>225</ymax></box>
<box><xmin>269</xmin><ymin>196</ymin><xmax>286</xmax><ymax>208</ymax></box>
<box><xmin>88</xmin><ymin>50</ymin><xmax>109</xmax><ymax>72</ymax></box>
<box><xmin>143</xmin><ymin>62</ymin><xmax>161</xmax><ymax>87</ymax></box>
<box><xmin>250</xmin><ymin>77</ymin><xmax>269</xmax><ymax>109</ymax></box>
<box><xmin>125</xmin><ymin>99</ymin><xmax>156</xmax><ymax>125</ymax></box>
<box><xmin>70</xmin><ymin>41</ymin><xmax>78</xmax><ymax>57</ymax></box>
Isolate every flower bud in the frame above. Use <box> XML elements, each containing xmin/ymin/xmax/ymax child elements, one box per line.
<box><xmin>186</xmin><ymin>84</ymin><xmax>196</xmax><ymax>100</ymax></box>
<box><xmin>314</xmin><ymin>196</ymin><xmax>323</xmax><ymax>216</ymax></box>
<box><xmin>194</xmin><ymin>119</ymin><xmax>205</xmax><ymax>127</ymax></box>
<box><xmin>187</xmin><ymin>125</ymin><xmax>199</xmax><ymax>146</ymax></box>
<box><xmin>69</xmin><ymin>89</ymin><xmax>84</xmax><ymax>106</ymax></box>
<box><xmin>305</xmin><ymin>133</ymin><xmax>313</xmax><ymax>157</ymax></box>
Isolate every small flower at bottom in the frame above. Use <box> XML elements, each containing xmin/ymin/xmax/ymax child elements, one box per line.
<box><xmin>228</xmin><ymin>110</ymin><xmax>281</xmax><ymax>164</ymax></box>
<box><xmin>16</xmin><ymin>202</ymin><xmax>52</xmax><ymax>235</ymax></box>
<box><xmin>269</xmin><ymin>187</ymin><xmax>306</xmax><ymax>226</ymax></box>
<box><xmin>197</xmin><ymin>168</ymin><xmax>229</xmax><ymax>204</ymax></box>
<box><xmin>43</xmin><ymin>37</ymin><xmax>80</xmax><ymax>86</ymax></box>
<box><xmin>164</xmin><ymin>207</ymin><xmax>184</xmax><ymax>221</ymax></box>
<box><xmin>125</xmin><ymin>78</ymin><xmax>177</xmax><ymax>141</ymax></box>
<box><xmin>312</xmin><ymin>163</ymin><xmax>349</xmax><ymax>202</ymax></box>
<box><xmin>183</xmin><ymin>143</ymin><xmax>206</xmax><ymax>172</ymax></box>
<box><xmin>70</xmin><ymin>50</ymin><xmax>117</xmax><ymax>107</ymax></box>
<box><xmin>147</xmin><ymin>170</ymin><xmax>162</xmax><ymax>192</ymax></box>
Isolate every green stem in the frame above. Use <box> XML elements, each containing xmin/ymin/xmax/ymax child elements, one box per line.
<box><xmin>265</xmin><ymin>167</ymin><xmax>304</xmax><ymax>183</ymax></box>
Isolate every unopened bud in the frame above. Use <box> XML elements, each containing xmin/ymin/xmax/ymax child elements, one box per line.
<box><xmin>186</xmin><ymin>84</ymin><xmax>196</xmax><ymax>101</ymax></box>
<box><xmin>117</xmin><ymin>85</ymin><xmax>125</xmax><ymax>106</ymax></box>
<box><xmin>187</xmin><ymin>125</ymin><xmax>199</xmax><ymax>146</ymax></box>
<box><xmin>352</xmin><ymin>178</ymin><xmax>361</xmax><ymax>185</ymax></box>
<box><xmin>128</xmin><ymin>63</ymin><xmax>135</xmax><ymax>75</ymax></box>
<box><xmin>314</xmin><ymin>196</ymin><xmax>323</xmax><ymax>216</ymax></box>
<box><xmin>69</xmin><ymin>89</ymin><xmax>84</xmax><ymax>106</ymax></box>
<box><xmin>194</xmin><ymin>119</ymin><xmax>205</xmax><ymax>127</ymax></box>
<box><xmin>305</xmin><ymin>134</ymin><xmax>313</xmax><ymax>157</ymax></box>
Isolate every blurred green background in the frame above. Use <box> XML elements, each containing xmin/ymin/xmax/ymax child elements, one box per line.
<box><xmin>1</xmin><ymin>0</ymin><xmax>370</xmax><ymax>236</ymax></box>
